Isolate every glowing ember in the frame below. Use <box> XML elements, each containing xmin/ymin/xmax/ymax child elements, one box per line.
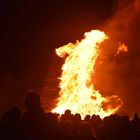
<box><xmin>52</xmin><ymin>30</ymin><xmax>122</xmax><ymax>119</ymax></box>
<box><xmin>117</xmin><ymin>42</ymin><xmax>128</xmax><ymax>55</ymax></box>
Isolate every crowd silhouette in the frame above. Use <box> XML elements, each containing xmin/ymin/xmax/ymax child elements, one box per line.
<box><xmin>0</xmin><ymin>91</ymin><xmax>140</xmax><ymax>140</ymax></box>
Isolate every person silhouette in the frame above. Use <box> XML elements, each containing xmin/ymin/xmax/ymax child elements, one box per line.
<box><xmin>0</xmin><ymin>107</ymin><xmax>21</xmax><ymax>140</ymax></box>
<box><xmin>21</xmin><ymin>91</ymin><xmax>48</xmax><ymax>140</ymax></box>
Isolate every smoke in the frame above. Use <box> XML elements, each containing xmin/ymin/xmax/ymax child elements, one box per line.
<box><xmin>0</xmin><ymin>74</ymin><xmax>25</xmax><ymax>117</ymax></box>
<box><xmin>104</xmin><ymin>0</ymin><xmax>140</xmax><ymax>40</ymax></box>
<box><xmin>94</xmin><ymin>0</ymin><xmax>140</xmax><ymax>116</ymax></box>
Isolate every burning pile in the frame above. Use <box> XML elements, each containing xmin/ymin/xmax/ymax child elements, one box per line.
<box><xmin>52</xmin><ymin>30</ymin><xmax>123</xmax><ymax>118</ymax></box>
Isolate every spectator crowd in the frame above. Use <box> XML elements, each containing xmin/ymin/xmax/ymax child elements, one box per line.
<box><xmin>0</xmin><ymin>91</ymin><xmax>140</xmax><ymax>140</ymax></box>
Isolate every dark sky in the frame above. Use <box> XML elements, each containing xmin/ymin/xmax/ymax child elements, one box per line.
<box><xmin>1</xmin><ymin>0</ymin><xmax>140</xmax><ymax>117</ymax></box>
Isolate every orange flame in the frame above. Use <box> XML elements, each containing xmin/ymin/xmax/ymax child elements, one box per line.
<box><xmin>52</xmin><ymin>30</ymin><xmax>122</xmax><ymax>119</ymax></box>
<box><xmin>117</xmin><ymin>42</ymin><xmax>128</xmax><ymax>55</ymax></box>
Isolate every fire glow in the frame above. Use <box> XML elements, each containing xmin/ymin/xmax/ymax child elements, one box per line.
<box><xmin>52</xmin><ymin>30</ymin><xmax>123</xmax><ymax>119</ymax></box>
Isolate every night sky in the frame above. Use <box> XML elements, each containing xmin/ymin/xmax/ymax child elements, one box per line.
<box><xmin>0</xmin><ymin>0</ymin><xmax>140</xmax><ymax>117</ymax></box>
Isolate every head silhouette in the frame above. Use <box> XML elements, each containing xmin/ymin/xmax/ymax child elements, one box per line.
<box><xmin>134</xmin><ymin>113</ymin><xmax>138</xmax><ymax>120</ymax></box>
<box><xmin>1</xmin><ymin>107</ymin><xmax>21</xmax><ymax>124</ymax></box>
<box><xmin>64</xmin><ymin>110</ymin><xmax>71</xmax><ymax>115</ymax></box>
<box><xmin>24</xmin><ymin>91</ymin><xmax>41</xmax><ymax>112</ymax></box>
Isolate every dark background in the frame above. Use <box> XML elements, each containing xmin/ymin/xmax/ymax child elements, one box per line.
<box><xmin>0</xmin><ymin>0</ymin><xmax>140</xmax><ymax>117</ymax></box>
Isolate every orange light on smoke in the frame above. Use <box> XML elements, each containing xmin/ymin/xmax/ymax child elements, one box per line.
<box><xmin>52</xmin><ymin>30</ymin><xmax>122</xmax><ymax>119</ymax></box>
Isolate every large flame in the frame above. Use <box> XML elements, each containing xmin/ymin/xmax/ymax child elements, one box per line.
<box><xmin>52</xmin><ymin>30</ymin><xmax>122</xmax><ymax>119</ymax></box>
